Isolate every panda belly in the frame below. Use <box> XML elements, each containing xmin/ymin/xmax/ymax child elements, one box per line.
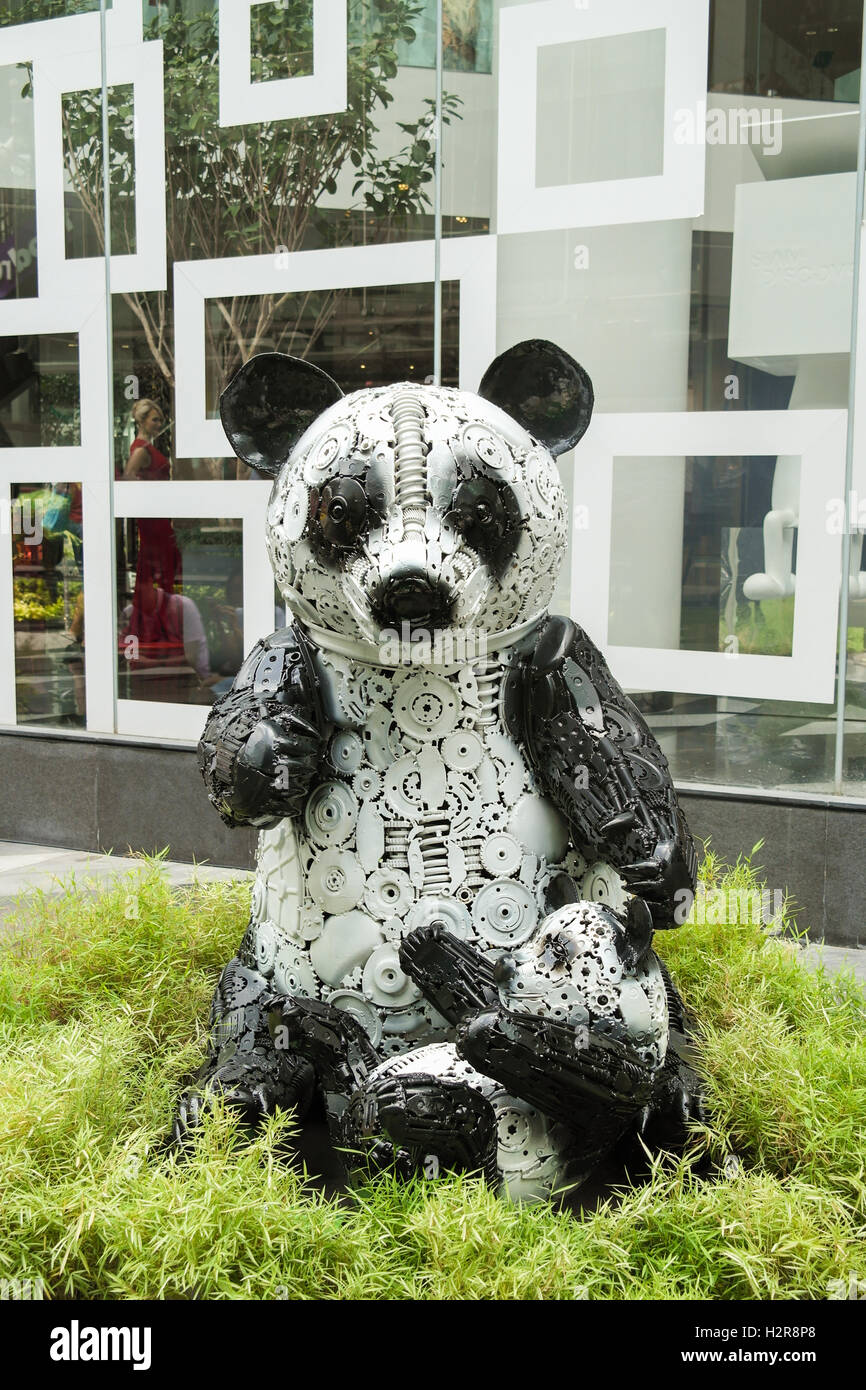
<box><xmin>248</xmin><ymin>652</ymin><xmax>588</xmax><ymax>1060</ymax></box>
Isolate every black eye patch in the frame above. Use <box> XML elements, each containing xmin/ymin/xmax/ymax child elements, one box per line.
<box><xmin>308</xmin><ymin>476</ymin><xmax>369</xmax><ymax>562</ymax></box>
<box><xmin>447</xmin><ymin>477</ymin><xmax>522</xmax><ymax>579</ymax></box>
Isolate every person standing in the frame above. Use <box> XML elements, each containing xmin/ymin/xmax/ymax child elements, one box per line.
<box><xmin>121</xmin><ymin>398</ymin><xmax>182</xmax><ymax>594</ymax></box>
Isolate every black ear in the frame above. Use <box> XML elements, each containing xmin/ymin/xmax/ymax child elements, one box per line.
<box><xmin>220</xmin><ymin>352</ymin><xmax>343</xmax><ymax>477</ymax></box>
<box><xmin>478</xmin><ymin>339</ymin><xmax>594</xmax><ymax>456</ymax></box>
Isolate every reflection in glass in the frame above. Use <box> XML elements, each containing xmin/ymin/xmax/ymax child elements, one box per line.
<box><xmin>394</xmin><ymin>0</ymin><xmax>493</xmax><ymax>73</ymax></box>
<box><xmin>61</xmin><ymin>84</ymin><xmax>136</xmax><ymax>261</ymax></box>
<box><xmin>609</xmin><ymin>454</ymin><xmax>789</xmax><ymax>656</ymax></box>
<box><xmin>536</xmin><ymin>29</ymin><xmax>665</xmax><ymax>188</ymax></box>
<box><xmin>203</xmin><ymin>279</ymin><xmax>460</xmax><ymax>441</ymax></box>
<box><xmin>709</xmin><ymin>0</ymin><xmax>863</xmax><ymax>103</ymax></box>
<box><xmin>0</xmin><ymin>334</ymin><xmax>80</xmax><ymax>447</ymax></box>
<box><xmin>0</xmin><ymin>2</ymin><xmax>100</xmax><ymax>25</ymax></box>
<box><xmin>90</xmin><ymin>4</ymin><xmax>464</xmax><ymax>479</ymax></box>
<box><xmin>0</xmin><ymin>62</ymin><xmax>37</xmax><ymax>301</ymax></box>
<box><xmin>117</xmin><ymin>518</ymin><xmax>243</xmax><ymax>706</ymax></box>
<box><xmin>11</xmin><ymin>481</ymin><xmax>84</xmax><ymax>727</ymax></box>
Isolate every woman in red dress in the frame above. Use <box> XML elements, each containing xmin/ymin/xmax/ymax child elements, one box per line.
<box><xmin>119</xmin><ymin>399</ymin><xmax>188</xmax><ymax>691</ymax></box>
<box><xmin>121</xmin><ymin>398</ymin><xmax>182</xmax><ymax>593</ymax></box>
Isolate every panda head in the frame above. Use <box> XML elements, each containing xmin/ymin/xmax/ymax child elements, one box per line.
<box><xmin>220</xmin><ymin>340</ymin><xmax>593</xmax><ymax>649</ymax></box>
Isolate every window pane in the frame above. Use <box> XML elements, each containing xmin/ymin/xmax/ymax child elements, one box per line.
<box><xmin>117</xmin><ymin>517</ymin><xmax>243</xmax><ymax>705</ymax></box>
<box><xmin>0</xmin><ymin>63</ymin><xmax>38</xmax><ymax>301</ymax></box>
<box><xmin>0</xmin><ymin>334</ymin><xmax>80</xmax><ymax>448</ymax></box>
<box><xmin>11</xmin><ymin>482</ymin><xmax>85</xmax><ymax>727</ymax></box>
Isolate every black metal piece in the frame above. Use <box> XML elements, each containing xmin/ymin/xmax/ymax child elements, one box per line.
<box><xmin>446</xmin><ymin>476</ymin><xmax>522</xmax><ymax>579</ymax></box>
<box><xmin>197</xmin><ymin>622</ymin><xmax>325</xmax><ymax>828</ymax></box>
<box><xmin>457</xmin><ymin>1007</ymin><xmax>656</xmax><ymax>1128</ymax></box>
<box><xmin>372</xmin><ymin>570</ymin><xmax>455</xmax><ymax>630</ymax></box>
<box><xmin>220</xmin><ymin>352</ymin><xmax>343</xmax><ymax>477</ymax></box>
<box><xmin>399</xmin><ymin>923</ymin><xmax>500</xmax><ymax>1025</ymax></box>
<box><xmin>341</xmin><ymin>1074</ymin><xmax>500</xmax><ymax>1187</ymax></box>
<box><xmin>308</xmin><ymin>475</ymin><xmax>372</xmax><ymax>564</ymax></box>
<box><xmin>516</xmin><ymin>614</ymin><xmax>698</xmax><ymax>929</ymax></box>
<box><xmin>264</xmin><ymin>993</ymin><xmax>379</xmax><ymax>1129</ymax></box>
<box><xmin>171</xmin><ymin>958</ymin><xmax>316</xmax><ymax>1145</ymax></box>
<box><xmin>478</xmin><ymin>338</ymin><xmax>594</xmax><ymax>456</ymax></box>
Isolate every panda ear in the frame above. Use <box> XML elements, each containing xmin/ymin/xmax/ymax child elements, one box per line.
<box><xmin>220</xmin><ymin>352</ymin><xmax>343</xmax><ymax>477</ymax></box>
<box><xmin>478</xmin><ymin>339</ymin><xmax>594</xmax><ymax>457</ymax></box>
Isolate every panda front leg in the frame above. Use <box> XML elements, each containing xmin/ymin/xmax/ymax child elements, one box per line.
<box><xmin>400</xmin><ymin>904</ymin><xmax>672</xmax><ymax>1175</ymax></box>
<box><xmin>172</xmin><ymin>955</ymin><xmax>316</xmax><ymax>1143</ymax></box>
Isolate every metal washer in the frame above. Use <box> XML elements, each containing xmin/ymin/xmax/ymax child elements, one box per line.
<box><xmin>363</xmin><ymin>867</ymin><xmax>415</xmax><ymax>920</ymax></box>
<box><xmin>330</xmin><ymin>731</ymin><xmax>364</xmax><ymax>776</ymax></box>
<box><xmin>362</xmin><ymin>943</ymin><xmax>422</xmax><ymax>1008</ymax></box>
<box><xmin>472</xmin><ymin>879</ymin><xmax>538</xmax><ymax>947</ymax></box>
<box><xmin>304</xmin><ymin>781</ymin><xmax>358</xmax><ymax>848</ymax></box>
<box><xmin>326</xmin><ymin>989</ymin><xmax>383</xmax><ymax>1047</ymax></box>
<box><xmin>404</xmin><ymin>895</ymin><xmax>472</xmax><ymax>941</ymax></box>
<box><xmin>272</xmin><ymin>943</ymin><xmax>318</xmax><ymax>999</ymax></box>
<box><xmin>307</xmin><ymin>849</ymin><xmax>364</xmax><ymax>913</ymax></box>
<box><xmin>352</xmin><ymin>767</ymin><xmax>382</xmax><ymax>800</ymax></box>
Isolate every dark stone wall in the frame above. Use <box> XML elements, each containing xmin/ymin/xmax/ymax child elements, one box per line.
<box><xmin>0</xmin><ymin>731</ymin><xmax>863</xmax><ymax>943</ymax></box>
<box><xmin>0</xmin><ymin>730</ymin><xmax>257</xmax><ymax>870</ymax></box>
<box><xmin>678</xmin><ymin>790</ymin><xmax>864</xmax><ymax>948</ymax></box>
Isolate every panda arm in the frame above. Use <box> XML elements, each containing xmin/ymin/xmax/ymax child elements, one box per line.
<box><xmin>197</xmin><ymin>622</ymin><xmax>325</xmax><ymax>829</ymax></box>
<box><xmin>511</xmin><ymin>615</ymin><xmax>697</xmax><ymax>929</ymax></box>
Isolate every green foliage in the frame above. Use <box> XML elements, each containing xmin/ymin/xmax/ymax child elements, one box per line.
<box><xmin>1</xmin><ymin>852</ymin><xmax>863</xmax><ymax>1299</ymax></box>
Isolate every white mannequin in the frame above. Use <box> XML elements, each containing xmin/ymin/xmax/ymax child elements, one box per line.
<box><xmin>743</xmin><ymin>358</ymin><xmax>865</xmax><ymax>601</ymax></box>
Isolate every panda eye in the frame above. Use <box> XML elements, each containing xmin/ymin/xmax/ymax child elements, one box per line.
<box><xmin>451</xmin><ymin>478</ymin><xmax>519</xmax><ymax>542</ymax></box>
<box><xmin>448</xmin><ymin>477</ymin><xmax>522</xmax><ymax>580</ymax></box>
<box><xmin>315</xmin><ymin>477</ymin><xmax>367</xmax><ymax>549</ymax></box>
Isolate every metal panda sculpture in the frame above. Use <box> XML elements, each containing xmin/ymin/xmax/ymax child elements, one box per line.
<box><xmin>175</xmin><ymin>340</ymin><xmax>704</xmax><ymax>1201</ymax></box>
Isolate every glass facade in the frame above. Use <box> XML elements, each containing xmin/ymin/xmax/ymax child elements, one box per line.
<box><xmin>1</xmin><ymin>0</ymin><xmax>865</xmax><ymax>796</ymax></box>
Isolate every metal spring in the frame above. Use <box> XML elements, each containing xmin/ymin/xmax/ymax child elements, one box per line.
<box><xmin>415</xmin><ymin>818</ymin><xmax>452</xmax><ymax>891</ymax></box>
<box><xmin>473</xmin><ymin>660</ymin><xmax>501</xmax><ymax>727</ymax></box>
<box><xmin>391</xmin><ymin>387</ymin><xmax>427</xmax><ymax>527</ymax></box>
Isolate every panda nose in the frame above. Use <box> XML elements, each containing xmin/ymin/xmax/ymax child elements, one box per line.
<box><xmin>378</xmin><ymin>573</ymin><xmax>453</xmax><ymax>627</ymax></box>
<box><xmin>382</xmin><ymin>574</ymin><xmax>436</xmax><ymax>621</ymax></box>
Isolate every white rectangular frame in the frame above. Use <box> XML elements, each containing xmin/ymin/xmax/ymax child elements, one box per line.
<box><xmin>571</xmin><ymin>410</ymin><xmax>848</xmax><ymax>703</ymax></box>
<box><xmin>497</xmin><ymin>0</ymin><xmax>709</xmax><ymax>234</ymax></box>
<box><xmin>173</xmin><ymin>235</ymin><xmax>497</xmax><ymax>459</ymax></box>
<box><xmin>114</xmin><ymin>481</ymin><xmax>274</xmax><ymax>742</ymax></box>
<box><xmin>219</xmin><ymin>0</ymin><xmax>347</xmax><ymax>127</ymax></box>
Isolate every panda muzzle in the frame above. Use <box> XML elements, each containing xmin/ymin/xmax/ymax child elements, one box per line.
<box><xmin>375</xmin><ymin>572</ymin><xmax>454</xmax><ymax>629</ymax></box>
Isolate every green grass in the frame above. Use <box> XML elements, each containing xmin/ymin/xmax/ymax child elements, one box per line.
<box><xmin>0</xmin><ymin>850</ymin><xmax>864</xmax><ymax>1300</ymax></box>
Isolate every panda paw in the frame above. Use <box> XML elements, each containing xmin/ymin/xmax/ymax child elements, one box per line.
<box><xmin>169</xmin><ymin>1056</ymin><xmax>314</xmax><ymax>1148</ymax></box>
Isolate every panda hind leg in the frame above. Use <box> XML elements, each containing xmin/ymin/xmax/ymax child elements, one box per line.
<box><xmin>171</xmin><ymin>956</ymin><xmax>315</xmax><ymax>1145</ymax></box>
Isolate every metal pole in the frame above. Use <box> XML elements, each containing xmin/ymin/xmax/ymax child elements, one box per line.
<box><xmin>99</xmin><ymin>0</ymin><xmax>119</xmax><ymax>723</ymax></box>
<box><xmin>833</xmin><ymin>10</ymin><xmax>866</xmax><ymax>792</ymax></box>
<box><xmin>433</xmin><ymin>0</ymin><xmax>443</xmax><ymax>386</ymax></box>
